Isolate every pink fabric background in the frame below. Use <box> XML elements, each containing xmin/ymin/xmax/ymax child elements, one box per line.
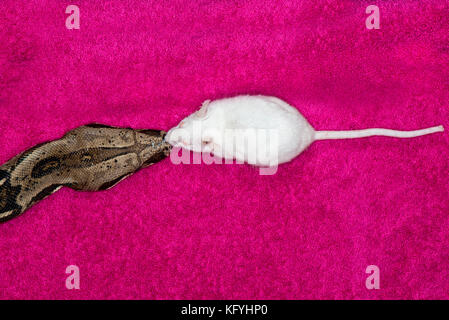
<box><xmin>0</xmin><ymin>0</ymin><xmax>448</xmax><ymax>299</ymax></box>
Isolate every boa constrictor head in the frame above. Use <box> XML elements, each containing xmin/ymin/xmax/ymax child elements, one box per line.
<box><xmin>0</xmin><ymin>124</ymin><xmax>172</xmax><ymax>223</ymax></box>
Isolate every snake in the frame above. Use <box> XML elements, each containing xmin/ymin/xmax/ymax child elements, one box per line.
<box><xmin>0</xmin><ymin>124</ymin><xmax>172</xmax><ymax>223</ymax></box>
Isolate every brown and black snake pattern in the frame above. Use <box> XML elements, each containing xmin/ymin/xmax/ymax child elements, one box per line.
<box><xmin>0</xmin><ymin>124</ymin><xmax>172</xmax><ymax>223</ymax></box>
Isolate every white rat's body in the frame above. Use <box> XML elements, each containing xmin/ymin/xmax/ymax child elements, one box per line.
<box><xmin>166</xmin><ymin>95</ymin><xmax>444</xmax><ymax>166</ymax></box>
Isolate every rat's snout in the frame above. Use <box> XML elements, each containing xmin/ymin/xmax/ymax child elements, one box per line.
<box><xmin>165</xmin><ymin>127</ymin><xmax>189</xmax><ymax>147</ymax></box>
<box><xmin>164</xmin><ymin>128</ymin><xmax>176</xmax><ymax>145</ymax></box>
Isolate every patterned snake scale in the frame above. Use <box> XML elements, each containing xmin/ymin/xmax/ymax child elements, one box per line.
<box><xmin>0</xmin><ymin>124</ymin><xmax>172</xmax><ymax>223</ymax></box>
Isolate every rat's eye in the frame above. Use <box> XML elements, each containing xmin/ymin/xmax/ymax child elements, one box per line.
<box><xmin>202</xmin><ymin>138</ymin><xmax>211</xmax><ymax>145</ymax></box>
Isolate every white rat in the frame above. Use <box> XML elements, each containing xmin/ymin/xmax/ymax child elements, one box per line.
<box><xmin>165</xmin><ymin>95</ymin><xmax>444</xmax><ymax>166</ymax></box>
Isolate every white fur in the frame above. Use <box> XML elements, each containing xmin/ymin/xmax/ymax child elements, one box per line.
<box><xmin>165</xmin><ymin>95</ymin><xmax>444</xmax><ymax>166</ymax></box>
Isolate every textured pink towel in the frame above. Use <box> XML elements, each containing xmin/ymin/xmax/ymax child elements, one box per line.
<box><xmin>0</xmin><ymin>0</ymin><xmax>448</xmax><ymax>299</ymax></box>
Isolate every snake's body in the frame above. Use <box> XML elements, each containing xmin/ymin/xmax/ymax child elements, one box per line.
<box><xmin>0</xmin><ymin>124</ymin><xmax>171</xmax><ymax>222</ymax></box>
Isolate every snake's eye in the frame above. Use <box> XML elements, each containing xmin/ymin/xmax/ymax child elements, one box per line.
<box><xmin>81</xmin><ymin>154</ymin><xmax>92</xmax><ymax>162</ymax></box>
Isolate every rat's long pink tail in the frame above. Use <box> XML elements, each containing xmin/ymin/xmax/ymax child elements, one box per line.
<box><xmin>314</xmin><ymin>125</ymin><xmax>444</xmax><ymax>140</ymax></box>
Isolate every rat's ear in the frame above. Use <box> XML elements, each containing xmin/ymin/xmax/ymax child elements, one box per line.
<box><xmin>196</xmin><ymin>99</ymin><xmax>211</xmax><ymax>118</ymax></box>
